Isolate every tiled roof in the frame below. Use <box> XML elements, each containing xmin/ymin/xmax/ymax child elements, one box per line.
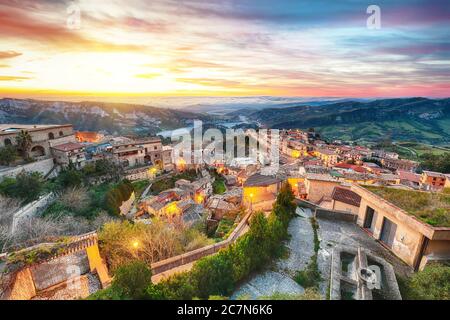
<box><xmin>423</xmin><ymin>170</ymin><xmax>446</xmax><ymax>179</ymax></box>
<box><xmin>332</xmin><ymin>187</ymin><xmax>361</xmax><ymax>207</ymax></box>
<box><xmin>398</xmin><ymin>170</ymin><xmax>421</xmax><ymax>183</ymax></box>
<box><xmin>243</xmin><ymin>173</ymin><xmax>282</xmax><ymax>187</ymax></box>
<box><xmin>51</xmin><ymin>142</ymin><xmax>84</xmax><ymax>152</ymax></box>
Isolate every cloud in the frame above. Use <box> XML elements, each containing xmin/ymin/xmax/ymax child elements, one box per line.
<box><xmin>135</xmin><ymin>73</ymin><xmax>161</xmax><ymax>79</ymax></box>
<box><xmin>0</xmin><ymin>51</ymin><xmax>22</xmax><ymax>59</ymax></box>
<box><xmin>0</xmin><ymin>75</ymin><xmax>31</xmax><ymax>81</ymax></box>
<box><xmin>176</xmin><ymin>77</ymin><xmax>242</xmax><ymax>87</ymax></box>
<box><xmin>0</xmin><ymin>6</ymin><xmax>145</xmax><ymax>52</ymax></box>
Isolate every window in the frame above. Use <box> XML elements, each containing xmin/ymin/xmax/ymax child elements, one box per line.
<box><xmin>4</xmin><ymin>138</ymin><xmax>11</xmax><ymax>146</ymax></box>
<box><xmin>59</xmin><ymin>131</ymin><xmax>63</xmax><ymax>136</ymax></box>
<box><xmin>154</xmin><ymin>146</ymin><xmax>158</xmax><ymax>150</ymax></box>
<box><xmin>48</xmin><ymin>132</ymin><xmax>55</xmax><ymax>140</ymax></box>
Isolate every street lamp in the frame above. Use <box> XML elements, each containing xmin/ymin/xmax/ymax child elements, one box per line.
<box><xmin>132</xmin><ymin>240</ymin><xmax>139</xmax><ymax>249</ymax></box>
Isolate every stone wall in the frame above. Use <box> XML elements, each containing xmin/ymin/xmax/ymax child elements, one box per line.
<box><xmin>0</xmin><ymin>158</ymin><xmax>55</xmax><ymax>179</ymax></box>
<box><xmin>11</xmin><ymin>193</ymin><xmax>55</xmax><ymax>233</ymax></box>
<box><xmin>305</xmin><ymin>179</ymin><xmax>341</xmax><ymax>203</ymax></box>
<box><xmin>315</xmin><ymin>207</ymin><xmax>357</xmax><ymax>222</ymax></box>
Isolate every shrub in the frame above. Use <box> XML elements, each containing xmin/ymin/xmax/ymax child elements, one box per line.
<box><xmin>58</xmin><ymin>167</ymin><xmax>84</xmax><ymax>188</ymax></box>
<box><xmin>104</xmin><ymin>180</ymin><xmax>134</xmax><ymax>216</ymax></box>
<box><xmin>0</xmin><ymin>172</ymin><xmax>45</xmax><ymax>203</ymax></box>
<box><xmin>147</xmin><ymin>273</ymin><xmax>195</xmax><ymax>300</ymax></box>
<box><xmin>0</xmin><ymin>145</ymin><xmax>18</xmax><ymax>166</ymax></box>
<box><xmin>111</xmin><ymin>261</ymin><xmax>152</xmax><ymax>299</ymax></box>
<box><xmin>58</xmin><ymin>187</ymin><xmax>90</xmax><ymax>213</ymax></box>
<box><xmin>401</xmin><ymin>263</ymin><xmax>450</xmax><ymax>300</ymax></box>
<box><xmin>190</xmin><ymin>251</ymin><xmax>235</xmax><ymax>298</ymax></box>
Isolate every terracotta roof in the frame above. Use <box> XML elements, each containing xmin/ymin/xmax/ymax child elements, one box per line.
<box><xmin>334</xmin><ymin>163</ymin><xmax>367</xmax><ymax>173</ymax></box>
<box><xmin>398</xmin><ymin>170</ymin><xmax>421</xmax><ymax>183</ymax></box>
<box><xmin>243</xmin><ymin>173</ymin><xmax>282</xmax><ymax>187</ymax></box>
<box><xmin>51</xmin><ymin>142</ymin><xmax>84</xmax><ymax>152</ymax></box>
<box><xmin>423</xmin><ymin>170</ymin><xmax>446</xmax><ymax>179</ymax></box>
<box><xmin>331</xmin><ymin>187</ymin><xmax>361</xmax><ymax>207</ymax></box>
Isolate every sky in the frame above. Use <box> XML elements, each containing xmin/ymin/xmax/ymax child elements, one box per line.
<box><xmin>0</xmin><ymin>0</ymin><xmax>449</xmax><ymax>101</ymax></box>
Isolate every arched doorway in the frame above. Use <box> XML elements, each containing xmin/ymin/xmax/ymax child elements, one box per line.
<box><xmin>30</xmin><ymin>145</ymin><xmax>46</xmax><ymax>157</ymax></box>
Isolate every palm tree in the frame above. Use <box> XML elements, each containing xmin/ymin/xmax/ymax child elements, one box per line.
<box><xmin>15</xmin><ymin>130</ymin><xmax>32</xmax><ymax>160</ymax></box>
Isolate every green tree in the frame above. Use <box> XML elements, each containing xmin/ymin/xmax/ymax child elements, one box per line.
<box><xmin>11</xmin><ymin>171</ymin><xmax>45</xmax><ymax>202</ymax></box>
<box><xmin>190</xmin><ymin>251</ymin><xmax>235</xmax><ymax>299</ymax></box>
<box><xmin>112</xmin><ymin>260</ymin><xmax>152</xmax><ymax>299</ymax></box>
<box><xmin>15</xmin><ymin>130</ymin><xmax>32</xmax><ymax>160</ymax></box>
<box><xmin>148</xmin><ymin>273</ymin><xmax>195</xmax><ymax>300</ymax></box>
<box><xmin>58</xmin><ymin>166</ymin><xmax>83</xmax><ymax>188</ymax></box>
<box><xmin>0</xmin><ymin>145</ymin><xmax>18</xmax><ymax>165</ymax></box>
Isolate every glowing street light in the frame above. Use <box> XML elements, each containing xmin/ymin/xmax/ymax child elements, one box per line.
<box><xmin>132</xmin><ymin>240</ymin><xmax>139</xmax><ymax>249</ymax></box>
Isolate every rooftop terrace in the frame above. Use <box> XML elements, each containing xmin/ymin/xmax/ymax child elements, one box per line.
<box><xmin>364</xmin><ymin>186</ymin><xmax>450</xmax><ymax>227</ymax></box>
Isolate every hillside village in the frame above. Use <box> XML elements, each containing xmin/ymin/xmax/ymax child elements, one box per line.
<box><xmin>0</xmin><ymin>123</ymin><xmax>449</xmax><ymax>300</ymax></box>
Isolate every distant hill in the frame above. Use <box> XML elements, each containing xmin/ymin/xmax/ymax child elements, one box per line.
<box><xmin>0</xmin><ymin>98</ymin><xmax>212</xmax><ymax>135</ymax></box>
<box><xmin>241</xmin><ymin>97</ymin><xmax>450</xmax><ymax>145</ymax></box>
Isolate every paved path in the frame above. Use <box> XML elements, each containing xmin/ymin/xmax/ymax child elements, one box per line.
<box><xmin>231</xmin><ymin>208</ymin><xmax>314</xmax><ymax>299</ymax></box>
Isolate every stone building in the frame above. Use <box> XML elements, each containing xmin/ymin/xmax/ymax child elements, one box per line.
<box><xmin>304</xmin><ymin>173</ymin><xmax>341</xmax><ymax>203</ymax></box>
<box><xmin>420</xmin><ymin>170</ymin><xmax>447</xmax><ymax>191</ymax></box>
<box><xmin>351</xmin><ymin>184</ymin><xmax>450</xmax><ymax>270</ymax></box>
<box><xmin>50</xmin><ymin>142</ymin><xmax>86</xmax><ymax>169</ymax></box>
<box><xmin>111</xmin><ymin>138</ymin><xmax>172</xmax><ymax>169</ymax></box>
<box><xmin>0</xmin><ymin>232</ymin><xmax>110</xmax><ymax>300</ymax></box>
<box><xmin>0</xmin><ymin>124</ymin><xmax>76</xmax><ymax>159</ymax></box>
<box><xmin>242</xmin><ymin>173</ymin><xmax>283</xmax><ymax>211</ymax></box>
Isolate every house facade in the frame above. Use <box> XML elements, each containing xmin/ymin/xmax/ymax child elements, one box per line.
<box><xmin>351</xmin><ymin>184</ymin><xmax>450</xmax><ymax>270</ymax></box>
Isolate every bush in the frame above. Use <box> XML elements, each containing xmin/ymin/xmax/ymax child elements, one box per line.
<box><xmin>58</xmin><ymin>167</ymin><xmax>84</xmax><ymax>188</ymax></box>
<box><xmin>148</xmin><ymin>273</ymin><xmax>195</xmax><ymax>300</ymax></box>
<box><xmin>400</xmin><ymin>263</ymin><xmax>450</xmax><ymax>300</ymax></box>
<box><xmin>212</xmin><ymin>179</ymin><xmax>226</xmax><ymax>194</ymax></box>
<box><xmin>294</xmin><ymin>256</ymin><xmax>321</xmax><ymax>289</ymax></box>
<box><xmin>0</xmin><ymin>172</ymin><xmax>45</xmax><ymax>203</ymax></box>
<box><xmin>0</xmin><ymin>145</ymin><xmax>18</xmax><ymax>166</ymax></box>
<box><xmin>104</xmin><ymin>180</ymin><xmax>134</xmax><ymax>216</ymax></box>
<box><xmin>112</xmin><ymin>261</ymin><xmax>152</xmax><ymax>299</ymax></box>
<box><xmin>58</xmin><ymin>187</ymin><xmax>90</xmax><ymax>213</ymax></box>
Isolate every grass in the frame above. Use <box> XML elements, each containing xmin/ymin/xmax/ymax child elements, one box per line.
<box><xmin>364</xmin><ymin>186</ymin><xmax>450</xmax><ymax>227</ymax></box>
<box><xmin>212</xmin><ymin>179</ymin><xmax>226</xmax><ymax>194</ymax></box>
<box><xmin>396</xmin><ymin>263</ymin><xmax>450</xmax><ymax>300</ymax></box>
<box><xmin>131</xmin><ymin>180</ymin><xmax>150</xmax><ymax>198</ymax></box>
<box><xmin>213</xmin><ymin>218</ymin><xmax>237</xmax><ymax>241</ymax></box>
